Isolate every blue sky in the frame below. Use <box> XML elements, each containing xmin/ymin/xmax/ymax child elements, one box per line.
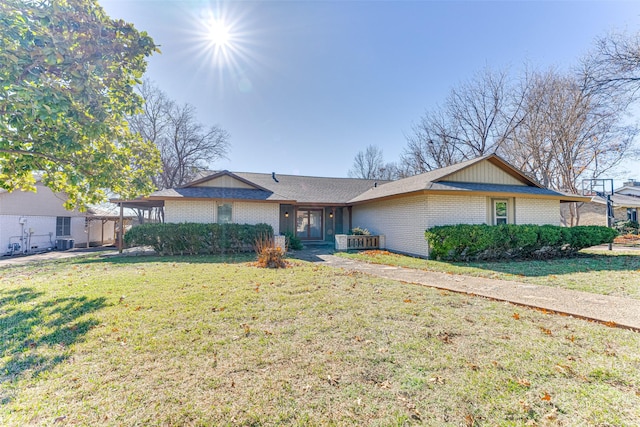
<box><xmin>101</xmin><ymin>0</ymin><xmax>640</xmax><ymax>181</ymax></box>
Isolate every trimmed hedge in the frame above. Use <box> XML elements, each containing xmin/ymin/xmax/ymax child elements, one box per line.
<box><xmin>425</xmin><ymin>224</ymin><xmax>618</xmax><ymax>261</ymax></box>
<box><xmin>124</xmin><ymin>223</ymin><xmax>274</xmax><ymax>255</ymax></box>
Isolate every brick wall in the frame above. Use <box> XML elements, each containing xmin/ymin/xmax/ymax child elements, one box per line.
<box><xmin>352</xmin><ymin>195</ymin><xmax>430</xmax><ymax>257</ymax></box>
<box><xmin>353</xmin><ymin>194</ymin><xmax>561</xmax><ymax>257</ymax></box>
<box><xmin>164</xmin><ymin>200</ymin><xmax>280</xmax><ymax>234</ymax></box>
<box><xmin>164</xmin><ymin>200</ymin><xmax>214</xmax><ymax>223</ymax></box>
<box><xmin>425</xmin><ymin>194</ymin><xmax>487</xmax><ymax>227</ymax></box>
<box><xmin>516</xmin><ymin>198</ymin><xmax>560</xmax><ymax>225</ymax></box>
<box><xmin>234</xmin><ymin>202</ymin><xmax>280</xmax><ymax>234</ymax></box>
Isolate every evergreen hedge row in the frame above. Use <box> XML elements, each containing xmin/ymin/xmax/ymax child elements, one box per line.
<box><xmin>425</xmin><ymin>224</ymin><xmax>618</xmax><ymax>261</ymax></box>
<box><xmin>124</xmin><ymin>223</ymin><xmax>274</xmax><ymax>255</ymax></box>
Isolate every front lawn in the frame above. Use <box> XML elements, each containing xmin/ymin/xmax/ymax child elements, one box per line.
<box><xmin>1</xmin><ymin>254</ymin><xmax>639</xmax><ymax>425</ymax></box>
<box><xmin>337</xmin><ymin>249</ymin><xmax>640</xmax><ymax>300</ymax></box>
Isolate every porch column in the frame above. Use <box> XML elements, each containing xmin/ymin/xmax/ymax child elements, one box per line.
<box><xmin>118</xmin><ymin>202</ymin><xmax>124</xmax><ymax>254</ymax></box>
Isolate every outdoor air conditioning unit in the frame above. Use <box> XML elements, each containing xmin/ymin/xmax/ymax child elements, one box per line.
<box><xmin>56</xmin><ymin>239</ymin><xmax>74</xmax><ymax>250</ymax></box>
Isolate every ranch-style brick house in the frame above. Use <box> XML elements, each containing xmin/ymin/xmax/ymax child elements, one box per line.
<box><xmin>115</xmin><ymin>154</ymin><xmax>587</xmax><ymax>258</ymax></box>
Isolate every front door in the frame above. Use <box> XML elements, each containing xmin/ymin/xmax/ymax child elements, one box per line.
<box><xmin>296</xmin><ymin>209</ymin><xmax>323</xmax><ymax>240</ymax></box>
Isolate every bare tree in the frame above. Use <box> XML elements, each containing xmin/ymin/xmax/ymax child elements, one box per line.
<box><xmin>402</xmin><ymin>68</ymin><xmax>525</xmax><ymax>172</ymax></box>
<box><xmin>401</xmin><ymin>109</ymin><xmax>466</xmax><ymax>174</ymax></box>
<box><xmin>128</xmin><ymin>80</ymin><xmax>230</xmax><ymax>222</ymax></box>
<box><xmin>129</xmin><ymin>80</ymin><xmax>230</xmax><ymax>190</ymax></box>
<box><xmin>582</xmin><ymin>31</ymin><xmax>640</xmax><ymax>99</ymax></box>
<box><xmin>505</xmin><ymin>68</ymin><xmax>637</xmax><ymax>225</ymax></box>
<box><xmin>348</xmin><ymin>145</ymin><xmax>385</xmax><ymax>179</ymax></box>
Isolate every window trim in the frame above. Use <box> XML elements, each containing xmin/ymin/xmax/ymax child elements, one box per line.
<box><xmin>216</xmin><ymin>202</ymin><xmax>233</xmax><ymax>224</ymax></box>
<box><xmin>56</xmin><ymin>216</ymin><xmax>71</xmax><ymax>236</ymax></box>
<box><xmin>493</xmin><ymin>199</ymin><xmax>508</xmax><ymax>225</ymax></box>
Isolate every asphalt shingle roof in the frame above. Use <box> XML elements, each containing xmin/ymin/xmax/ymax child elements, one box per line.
<box><xmin>148</xmin><ymin>154</ymin><xmax>584</xmax><ymax>204</ymax></box>
<box><xmin>231</xmin><ymin>172</ymin><xmax>385</xmax><ymax>204</ymax></box>
<box><xmin>150</xmin><ymin>187</ymin><xmax>288</xmax><ymax>201</ymax></box>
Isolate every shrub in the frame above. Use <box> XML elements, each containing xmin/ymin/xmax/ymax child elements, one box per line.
<box><xmin>254</xmin><ymin>233</ymin><xmax>287</xmax><ymax>268</ymax></box>
<box><xmin>350</xmin><ymin>227</ymin><xmax>371</xmax><ymax>236</ymax></box>
<box><xmin>425</xmin><ymin>224</ymin><xmax>617</xmax><ymax>261</ymax></box>
<box><xmin>124</xmin><ymin>222</ymin><xmax>274</xmax><ymax>256</ymax></box>
<box><xmin>615</xmin><ymin>220</ymin><xmax>639</xmax><ymax>235</ymax></box>
<box><xmin>282</xmin><ymin>231</ymin><xmax>303</xmax><ymax>250</ymax></box>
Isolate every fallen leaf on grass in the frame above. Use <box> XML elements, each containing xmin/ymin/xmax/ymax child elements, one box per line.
<box><xmin>327</xmin><ymin>375</ymin><xmax>339</xmax><ymax>386</ymax></box>
<box><xmin>403</xmin><ymin>299</ymin><xmax>413</xmax><ymax>303</ymax></box>
<box><xmin>428</xmin><ymin>376</ymin><xmax>445</xmax><ymax>385</ymax></box>
<box><xmin>512</xmin><ymin>312</ymin><xmax>520</xmax><ymax>320</ymax></box>
<box><xmin>464</xmin><ymin>414</ymin><xmax>476</xmax><ymax>426</ymax></box>
<box><xmin>517</xmin><ymin>378</ymin><xmax>531</xmax><ymax>387</ymax></box>
<box><xmin>540</xmin><ymin>392</ymin><xmax>551</xmax><ymax>401</ymax></box>
<box><xmin>540</xmin><ymin>327</ymin><xmax>552</xmax><ymax>336</ymax></box>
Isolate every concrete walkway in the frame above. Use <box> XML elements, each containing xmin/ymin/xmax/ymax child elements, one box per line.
<box><xmin>0</xmin><ymin>247</ymin><xmax>117</xmax><ymax>266</ymax></box>
<box><xmin>292</xmin><ymin>247</ymin><xmax>640</xmax><ymax>331</ymax></box>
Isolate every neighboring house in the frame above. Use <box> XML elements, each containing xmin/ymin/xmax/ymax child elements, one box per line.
<box><xmin>587</xmin><ymin>179</ymin><xmax>640</xmax><ymax>224</ymax></box>
<box><xmin>0</xmin><ymin>181</ymin><xmax>118</xmax><ymax>255</ymax></box>
<box><xmin>114</xmin><ymin>154</ymin><xmax>587</xmax><ymax>258</ymax></box>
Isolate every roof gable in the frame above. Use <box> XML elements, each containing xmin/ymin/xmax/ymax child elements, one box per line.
<box><xmin>349</xmin><ymin>154</ymin><xmax>576</xmax><ymax>204</ymax></box>
<box><xmin>444</xmin><ymin>159</ymin><xmax>527</xmax><ymax>186</ymax></box>
<box><xmin>434</xmin><ymin>154</ymin><xmax>540</xmax><ymax>187</ymax></box>
<box><xmin>183</xmin><ymin>171</ymin><xmax>269</xmax><ymax>191</ymax></box>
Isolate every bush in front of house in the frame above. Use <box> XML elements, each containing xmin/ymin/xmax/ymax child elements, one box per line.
<box><xmin>425</xmin><ymin>224</ymin><xmax>618</xmax><ymax>261</ymax></box>
<box><xmin>614</xmin><ymin>220</ymin><xmax>639</xmax><ymax>235</ymax></box>
<box><xmin>124</xmin><ymin>222</ymin><xmax>274</xmax><ymax>255</ymax></box>
<box><xmin>254</xmin><ymin>233</ymin><xmax>287</xmax><ymax>268</ymax></box>
<box><xmin>350</xmin><ymin>227</ymin><xmax>371</xmax><ymax>235</ymax></box>
<box><xmin>281</xmin><ymin>231</ymin><xmax>303</xmax><ymax>251</ymax></box>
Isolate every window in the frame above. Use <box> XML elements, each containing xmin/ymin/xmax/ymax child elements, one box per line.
<box><xmin>56</xmin><ymin>216</ymin><xmax>71</xmax><ymax>236</ymax></box>
<box><xmin>217</xmin><ymin>203</ymin><xmax>232</xmax><ymax>224</ymax></box>
<box><xmin>629</xmin><ymin>208</ymin><xmax>638</xmax><ymax>223</ymax></box>
<box><xmin>493</xmin><ymin>200</ymin><xmax>508</xmax><ymax>225</ymax></box>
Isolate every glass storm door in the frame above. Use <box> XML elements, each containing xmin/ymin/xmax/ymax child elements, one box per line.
<box><xmin>296</xmin><ymin>209</ymin><xmax>323</xmax><ymax>240</ymax></box>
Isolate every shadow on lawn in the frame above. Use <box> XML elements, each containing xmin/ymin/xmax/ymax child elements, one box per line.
<box><xmin>459</xmin><ymin>253</ymin><xmax>640</xmax><ymax>277</ymax></box>
<box><xmin>78</xmin><ymin>252</ymin><xmax>257</xmax><ymax>266</ymax></box>
<box><xmin>0</xmin><ymin>287</ymin><xmax>106</xmax><ymax>404</ymax></box>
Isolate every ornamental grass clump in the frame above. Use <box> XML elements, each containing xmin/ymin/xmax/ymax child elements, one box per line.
<box><xmin>254</xmin><ymin>234</ymin><xmax>287</xmax><ymax>268</ymax></box>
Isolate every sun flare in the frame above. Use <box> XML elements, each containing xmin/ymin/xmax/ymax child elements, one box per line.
<box><xmin>207</xmin><ymin>19</ymin><xmax>230</xmax><ymax>48</ymax></box>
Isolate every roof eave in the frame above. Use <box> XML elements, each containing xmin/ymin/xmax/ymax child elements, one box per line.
<box><xmin>349</xmin><ymin>189</ymin><xmax>590</xmax><ymax>205</ymax></box>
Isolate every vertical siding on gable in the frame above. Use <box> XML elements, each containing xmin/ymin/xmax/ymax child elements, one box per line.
<box><xmin>516</xmin><ymin>198</ymin><xmax>560</xmax><ymax>225</ymax></box>
<box><xmin>352</xmin><ymin>195</ymin><xmax>430</xmax><ymax>257</ymax></box>
<box><xmin>194</xmin><ymin>175</ymin><xmax>255</xmax><ymax>189</ymax></box>
<box><xmin>445</xmin><ymin>161</ymin><xmax>525</xmax><ymax>185</ymax></box>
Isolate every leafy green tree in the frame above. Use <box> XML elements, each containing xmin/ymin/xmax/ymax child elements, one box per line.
<box><xmin>0</xmin><ymin>0</ymin><xmax>161</xmax><ymax>208</ymax></box>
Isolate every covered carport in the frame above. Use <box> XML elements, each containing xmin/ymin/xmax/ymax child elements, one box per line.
<box><xmin>109</xmin><ymin>197</ymin><xmax>165</xmax><ymax>253</ymax></box>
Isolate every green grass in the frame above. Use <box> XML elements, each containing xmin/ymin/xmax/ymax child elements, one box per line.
<box><xmin>337</xmin><ymin>249</ymin><xmax>640</xmax><ymax>300</ymax></box>
<box><xmin>1</xmin><ymin>254</ymin><xmax>639</xmax><ymax>425</ymax></box>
